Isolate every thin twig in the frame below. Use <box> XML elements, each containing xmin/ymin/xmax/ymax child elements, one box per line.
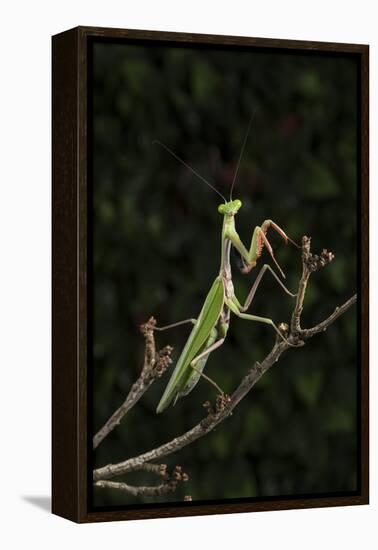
<box><xmin>93</xmin><ymin>236</ymin><xmax>356</xmax><ymax>483</ymax></box>
<box><xmin>94</xmin><ymin>465</ymin><xmax>189</xmax><ymax>497</ymax></box>
<box><xmin>94</xmin><ymin>480</ymin><xmax>175</xmax><ymax>497</ymax></box>
<box><xmin>291</xmin><ymin>236</ymin><xmax>335</xmax><ymax>334</ymax></box>
<box><xmin>94</xmin><ymin>480</ymin><xmax>170</xmax><ymax>497</ymax></box>
<box><xmin>93</xmin><ymin>318</ymin><xmax>173</xmax><ymax>449</ymax></box>
<box><xmin>300</xmin><ymin>294</ymin><xmax>357</xmax><ymax>338</ymax></box>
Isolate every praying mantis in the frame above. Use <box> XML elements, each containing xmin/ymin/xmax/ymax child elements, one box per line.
<box><xmin>154</xmin><ymin>122</ymin><xmax>299</xmax><ymax>414</ymax></box>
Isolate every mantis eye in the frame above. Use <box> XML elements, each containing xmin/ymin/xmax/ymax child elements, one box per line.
<box><xmin>218</xmin><ymin>204</ymin><xmax>226</xmax><ymax>214</ymax></box>
<box><xmin>234</xmin><ymin>199</ymin><xmax>242</xmax><ymax>209</ymax></box>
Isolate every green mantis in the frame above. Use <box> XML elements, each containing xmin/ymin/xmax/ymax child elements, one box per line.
<box><xmin>154</xmin><ymin>125</ymin><xmax>299</xmax><ymax>414</ymax></box>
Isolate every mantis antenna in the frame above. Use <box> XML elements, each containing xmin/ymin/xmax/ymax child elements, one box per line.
<box><xmin>229</xmin><ymin>111</ymin><xmax>256</xmax><ymax>200</ymax></box>
<box><xmin>153</xmin><ymin>139</ymin><xmax>227</xmax><ymax>203</ymax></box>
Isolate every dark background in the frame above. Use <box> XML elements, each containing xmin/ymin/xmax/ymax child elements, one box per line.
<box><xmin>91</xmin><ymin>40</ymin><xmax>358</xmax><ymax>507</ymax></box>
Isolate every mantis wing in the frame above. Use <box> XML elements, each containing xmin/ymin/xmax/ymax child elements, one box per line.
<box><xmin>156</xmin><ymin>277</ymin><xmax>224</xmax><ymax>413</ymax></box>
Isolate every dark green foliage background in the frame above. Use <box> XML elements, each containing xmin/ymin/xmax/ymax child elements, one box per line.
<box><xmin>91</xmin><ymin>41</ymin><xmax>358</xmax><ymax>507</ymax></box>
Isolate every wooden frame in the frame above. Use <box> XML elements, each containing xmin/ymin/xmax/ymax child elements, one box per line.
<box><xmin>52</xmin><ymin>26</ymin><xmax>369</xmax><ymax>523</ymax></box>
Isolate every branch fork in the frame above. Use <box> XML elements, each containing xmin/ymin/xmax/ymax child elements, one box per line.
<box><xmin>94</xmin><ymin>464</ymin><xmax>190</xmax><ymax>498</ymax></box>
<box><xmin>93</xmin><ymin>236</ymin><xmax>356</xmax><ymax>499</ymax></box>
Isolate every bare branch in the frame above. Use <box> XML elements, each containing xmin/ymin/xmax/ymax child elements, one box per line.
<box><xmin>93</xmin><ymin>298</ymin><xmax>354</xmax><ymax>480</ymax></box>
<box><xmin>94</xmin><ymin>480</ymin><xmax>174</xmax><ymax>497</ymax></box>
<box><xmin>93</xmin><ymin>236</ymin><xmax>356</xmax><ymax>484</ymax></box>
<box><xmin>300</xmin><ymin>294</ymin><xmax>357</xmax><ymax>338</ymax></box>
<box><xmin>92</xmin><ymin>346</ymin><xmax>288</xmax><ymax>480</ymax></box>
<box><xmin>290</xmin><ymin>236</ymin><xmax>356</xmax><ymax>339</ymax></box>
<box><xmin>93</xmin><ymin>318</ymin><xmax>173</xmax><ymax>449</ymax></box>
<box><xmin>94</xmin><ymin>465</ymin><xmax>189</xmax><ymax>497</ymax></box>
<box><xmin>291</xmin><ymin>235</ymin><xmax>335</xmax><ymax>334</ymax></box>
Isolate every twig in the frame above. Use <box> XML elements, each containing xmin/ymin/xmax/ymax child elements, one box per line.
<box><xmin>93</xmin><ymin>318</ymin><xmax>173</xmax><ymax>449</ymax></box>
<box><xmin>93</xmin><ymin>236</ymin><xmax>356</xmax><ymax>483</ymax></box>
<box><xmin>291</xmin><ymin>236</ymin><xmax>335</xmax><ymax>334</ymax></box>
<box><xmin>290</xmin><ymin>236</ymin><xmax>357</xmax><ymax>338</ymax></box>
<box><xmin>300</xmin><ymin>294</ymin><xmax>357</xmax><ymax>338</ymax></box>
<box><xmin>94</xmin><ymin>480</ymin><xmax>175</xmax><ymax>497</ymax></box>
<box><xmin>94</xmin><ymin>465</ymin><xmax>189</xmax><ymax>497</ymax></box>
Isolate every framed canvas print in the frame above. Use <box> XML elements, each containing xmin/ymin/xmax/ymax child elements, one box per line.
<box><xmin>52</xmin><ymin>26</ymin><xmax>369</xmax><ymax>523</ymax></box>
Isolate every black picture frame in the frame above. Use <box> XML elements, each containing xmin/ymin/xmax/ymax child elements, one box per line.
<box><xmin>52</xmin><ymin>26</ymin><xmax>369</xmax><ymax>523</ymax></box>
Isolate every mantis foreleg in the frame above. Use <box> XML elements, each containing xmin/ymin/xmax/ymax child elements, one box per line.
<box><xmin>226</xmin><ymin>219</ymin><xmax>298</xmax><ymax>278</ymax></box>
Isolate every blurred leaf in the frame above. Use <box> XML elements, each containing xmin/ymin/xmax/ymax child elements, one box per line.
<box><xmin>298</xmin><ymin>71</ymin><xmax>323</xmax><ymax>97</ymax></box>
<box><xmin>211</xmin><ymin>431</ymin><xmax>229</xmax><ymax>459</ymax></box>
<box><xmin>294</xmin><ymin>369</ymin><xmax>323</xmax><ymax>407</ymax></box>
<box><xmin>324</xmin><ymin>406</ymin><xmax>354</xmax><ymax>433</ymax></box>
<box><xmin>191</xmin><ymin>61</ymin><xmax>220</xmax><ymax>103</ymax></box>
<box><xmin>327</xmin><ymin>257</ymin><xmax>348</xmax><ymax>292</ymax></box>
<box><xmin>303</xmin><ymin>160</ymin><xmax>339</xmax><ymax>199</ymax></box>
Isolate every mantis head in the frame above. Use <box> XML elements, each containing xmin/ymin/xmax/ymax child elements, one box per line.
<box><xmin>218</xmin><ymin>199</ymin><xmax>242</xmax><ymax>216</ymax></box>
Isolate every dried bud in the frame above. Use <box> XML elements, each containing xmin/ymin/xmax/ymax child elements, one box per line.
<box><xmin>302</xmin><ymin>235</ymin><xmax>311</xmax><ymax>248</ymax></box>
<box><xmin>278</xmin><ymin>322</ymin><xmax>289</xmax><ymax>334</ymax></box>
<box><xmin>171</xmin><ymin>465</ymin><xmax>182</xmax><ymax>481</ymax></box>
<box><xmin>154</xmin><ymin>346</ymin><xmax>173</xmax><ymax>377</ymax></box>
<box><xmin>140</xmin><ymin>316</ymin><xmax>157</xmax><ymax>335</ymax></box>
<box><xmin>302</xmin><ymin>236</ymin><xmax>335</xmax><ymax>273</ymax></box>
<box><xmin>202</xmin><ymin>400</ymin><xmax>213</xmax><ymax>415</ymax></box>
<box><xmin>159</xmin><ymin>464</ymin><xmax>168</xmax><ymax>478</ymax></box>
<box><xmin>215</xmin><ymin>393</ymin><xmax>231</xmax><ymax>413</ymax></box>
<box><xmin>275</xmin><ymin>322</ymin><xmax>290</xmax><ymax>345</ymax></box>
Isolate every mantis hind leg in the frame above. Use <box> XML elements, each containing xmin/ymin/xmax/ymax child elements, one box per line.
<box><xmin>241</xmin><ymin>264</ymin><xmax>296</xmax><ymax>312</ymax></box>
<box><xmin>226</xmin><ymin>297</ymin><xmax>295</xmax><ymax>346</ymax></box>
<box><xmin>189</xmin><ymin>362</ymin><xmax>225</xmax><ymax>395</ymax></box>
<box><xmin>179</xmin><ymin>326</ymin><xmax>228</xmax><ymax>397</ymax></box>
<box><xmin>191</xmin><ymin>337</ymin><xmax>226</xmax><ymax>367</ymax></box>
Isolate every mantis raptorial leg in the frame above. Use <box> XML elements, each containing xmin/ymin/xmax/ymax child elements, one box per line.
<box><xmin>227</xmin><ymin>220</ymin><xmax>295</xmax><ymax>279</ymax></box>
